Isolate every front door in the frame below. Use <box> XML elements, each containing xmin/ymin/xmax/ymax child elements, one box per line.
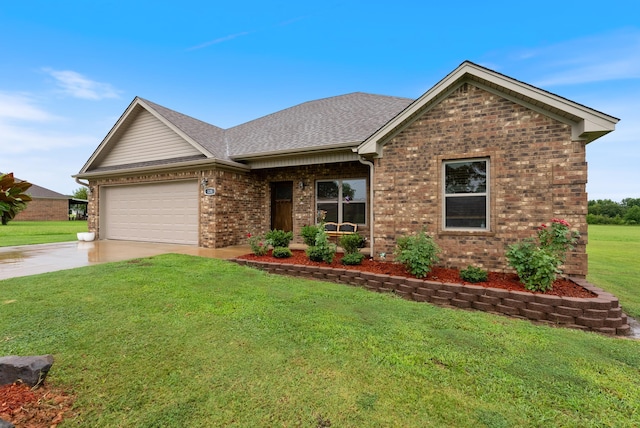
<box><xmin>271</xmin><ymin>181</ymin><xmax>293</xmax><ymax>232</ymax></box>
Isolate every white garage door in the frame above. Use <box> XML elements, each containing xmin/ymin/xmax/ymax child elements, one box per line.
<box><xmin>101</xmin><ymin>181</ymin><xmax>199</xmax><ymax>245</ymax></box>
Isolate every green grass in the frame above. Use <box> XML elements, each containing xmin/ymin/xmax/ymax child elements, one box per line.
<box><xmin>0</xmin><ymin>221</ymin><xmax>87</xmax><ymax>246</ymax></box>
<box><xmin>587</xmin><ymin>225</ymin><xmax>640</xmax><ymax>319</ymax></box>
<box><xmin>1</xmin><ymin>254</ymin><xmax>639</xmax><ymax>427</ymax></box>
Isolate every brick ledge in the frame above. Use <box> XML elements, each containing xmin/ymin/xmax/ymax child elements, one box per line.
<box><xmin>230</xmin><ymin>258</ymin><xmax>631</xmax><ymax>336</ymax></box>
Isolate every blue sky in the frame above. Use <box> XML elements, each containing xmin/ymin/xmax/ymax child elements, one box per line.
<box><xmin>1</xmin><ymin>1</ymin><xmax>638</xmax><ymax>200</ymax></box>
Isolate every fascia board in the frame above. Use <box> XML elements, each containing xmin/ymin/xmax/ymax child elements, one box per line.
<box><xmin>73</xmin><ymin>158</ymin><xmax>249</xmax><ymax>180</ymax></box>
<box><xmin>78</xmin><ymin>97</ymin><xmax>140</xmax><ymax>174</ymax></box>
<box><xmin>358</xmin><ymin>61</ymin><xmax>620</xmax><ymax>156</ymax></box>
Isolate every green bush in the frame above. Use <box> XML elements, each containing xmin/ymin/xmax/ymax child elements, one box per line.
<box><xmin>460</xmin><ymin>265</ymin><xmax>488</xmax><ymax>283</ymax></box>
<box><xmin>306</xmin><ymin>227</ymin><xmax>336</xmax><ymax>263</ymax></box>
<box><xmin>247</xmin><ymin>233</ymin><xmax>268</xmax><ymax>256</ymax></box>
<box><xmin>301</xmin><ymin>224</ymin><xmax>321</xmax><ymax>246</ymax></box>
<box><xmin>506</xmin><ymin>219</ymin><xmax>580</xmax><ymax>292</ymax></box>
<box><xmin>265</xmin><ymin>229</ymin><xmax>293</xmax><ymax>248</ymax></box>
<box><xmin>272</xmin><ymin>246</ymin><xmax>292</xmax><ymax>258</ymax></box>
<box><xmin>506</xmin><ymin>242</ymin><xmax>559</xmax><ymax>292</ymax></box>
<box><xmin>394</xmin><ymin>230</ymin><xmax>440</xmax><ymax>278</ymax></box>
<box><xmin>339</xmin><ymin>233</ymin><xmax>365</xmax><ymax>254</ymax></box>
<box><xmin>341</xmin><ymin>252</ymin><xmax>365</xmax><ymax>265</ymax></box>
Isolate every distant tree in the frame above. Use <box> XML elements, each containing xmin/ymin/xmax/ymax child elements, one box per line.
<box><xmin>622</xmin><ymin>198</ymin><xmax>640</xmax><ymax>209</ymax></box>
<box><xmin>72</xmin><ymin>187</ymin><xmax>88</xmax><ymax>200</ymax></box>
<box><xmin>588</xmin><ymin>199</ymin><xmax>625</xmax><ymax>218</ymax></box>
<box><xmin>624</xmin><ymin>206</ymin><xmax>640</xmax><ymax>225</ymax></box>
<box><xmin>0</xmin><ymin>173</ymin><xmax>32</xmax><ymax>225</ymax></box>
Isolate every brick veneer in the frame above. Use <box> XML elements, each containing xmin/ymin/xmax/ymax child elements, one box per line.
<box><xmin>373</xmin><ymin>83</ymin><xmax>589</xmax><ymax>277</ymax></box>
<box><xmin>86</xmin><ymin>162</ymin><xmax>368</xmax><ymax>248</ymax></box>
<box><xmin>231</xmin><ymin>258</ymin><xmax>631</xmax><ymax>336</ymax></box>
<box><xmin>15</xmin><ymin>198</ymin><xmax>68</xmax><ymax>221</ymax></box>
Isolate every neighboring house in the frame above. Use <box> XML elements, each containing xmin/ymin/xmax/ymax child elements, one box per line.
<box><xmin>14</xmin><ymin>181</ymin><xmax>70</xmax><ymax>221</ymax></box>
<box><xmin>74</xmin><ymin>61</ymin><xmax>619</xmax><ymax>277</ymax></box>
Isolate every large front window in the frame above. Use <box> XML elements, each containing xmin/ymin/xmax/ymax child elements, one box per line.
<box><xmin>443</xmin><ymin>159</ymin><xmax>489</xmax><ymax>230</ymax></box>
<box><xmin>316</xmin><ymin>179</ymin><xmax>366</xmax><ymax>224</ymax></box>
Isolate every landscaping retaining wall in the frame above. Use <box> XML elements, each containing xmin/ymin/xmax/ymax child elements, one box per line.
<box><xmin>230</xmin><ymin>259</ymin><xmax>631</xmax><ymax>336</ymax></box>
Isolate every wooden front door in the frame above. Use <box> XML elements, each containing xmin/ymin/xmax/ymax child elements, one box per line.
<box><xmin>271</xmin><ymin>181</ymin><xmax>293</xmax><ymax>231</ymax></box>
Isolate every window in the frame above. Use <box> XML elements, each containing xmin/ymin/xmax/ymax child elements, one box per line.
<box><xmin>443</xmin><ymin>159</ymin><xmax>489</xmax><ymax>230</ymax></box>
<box><xmin>316</xmin><ymin>179</ymin><xmax>366</xmax><ymax>224</ymax></box>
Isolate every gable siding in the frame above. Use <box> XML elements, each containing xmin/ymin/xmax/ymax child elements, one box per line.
<box><xmin>98</xmin><ymin>109</ymin><xmax>203</xmax><ymax>168</ymax></box>
<box><xmin>374</xmin><ymin>83</ymin><xmax>588</xmax><ymax>277</ymax></box>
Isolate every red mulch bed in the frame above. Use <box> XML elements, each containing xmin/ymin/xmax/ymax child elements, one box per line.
<box><xmin>0</xmin><ymin>383</ymin><xmax>75</xmax><ymax>427</ymax></box>
<box><xmin>238</xmin><ymin>250</ymin><xmax>596</xmax><ymax>298</ymax></box>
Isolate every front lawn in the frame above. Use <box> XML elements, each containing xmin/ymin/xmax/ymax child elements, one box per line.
<box><xmin>1</xmin><ymin>254</ymin><xmax>639</xmax><ymax>427</ymax></box>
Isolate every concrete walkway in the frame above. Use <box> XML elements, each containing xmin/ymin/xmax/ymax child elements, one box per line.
<box><xmin>0</xmin><ymin>240</ymin><xmax>252</xmax><ymax>280</ymax></box>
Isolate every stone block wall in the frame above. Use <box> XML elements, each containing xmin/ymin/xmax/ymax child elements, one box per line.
<box><xmin>15</xmin><ymin>198</ymin><xmax>69</xmax><ymax>221</ymax></box>
<box><xmin>232</xmin><ymin>259</ymin><xmax>631</xmax><ymax>336</ymax></box>
<box><xmin>373</xmin><ymin>83</ymin><xmax>588</xmax><ymax>277</ymax></box>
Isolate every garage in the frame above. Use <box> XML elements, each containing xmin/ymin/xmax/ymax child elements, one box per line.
<box><xmin>100</xmin><ymin>181</ymin><xmax>199</xmax><ymax>245</ymax></box>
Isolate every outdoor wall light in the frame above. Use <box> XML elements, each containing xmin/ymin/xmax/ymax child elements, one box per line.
<box><xmin>298</xmin><ymin>181</ymin><xmax>305</xmax><ymax>189</ymax></box>
<box><xmin>201</xmin><ymin>178</ymin><xmax>209</xmax><ymax>187</ymax></box>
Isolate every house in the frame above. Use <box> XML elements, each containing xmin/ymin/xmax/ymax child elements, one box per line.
<box><xmin>74</xmin><ymin>61</ymin><xmax>619</xmax><ymax>278</ymax></box>
<box><xmin>12</xmin><ymin>181</ymin><xmax>72</xmax><ymax>221</ymax></box>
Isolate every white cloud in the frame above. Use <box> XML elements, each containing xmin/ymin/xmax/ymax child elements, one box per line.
<box><xmin>0</xmin><ymin>92</ymin><xmax>59</xmax><ymax>122</ymax></box>
<box><xmin>514</xmin><ymin>28</ymin><xmax>640</xmax><ymax>86</ymax></box>
<box><xmin>43</xmin><ymin>68</ymin><xmax>121</xmax><ymax>100</ymax></box>
<box><xmin>0</xmin><ymin>121</ymin><xmax>94</xmax><ymax>153</ymax></box>
<box><xmin>187</xmin><ymin>31</ymin><xmax>251</xmax><ymax>51</ymax></box>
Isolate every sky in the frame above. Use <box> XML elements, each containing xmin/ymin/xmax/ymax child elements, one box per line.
<box><xmin>0</xmin><ymin>1</ymin><xmax>638</xmax><ymax>201</ymax></box>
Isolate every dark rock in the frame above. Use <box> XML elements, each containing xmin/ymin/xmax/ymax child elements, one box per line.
<box><xmin>0</xmin><ymin>418</ymin><xmax>15</xmax><ymax>428</ymax></box>
<box><xmin>0</xmin><ymin>355</ymin><xmax>54</xmax><ymax>387</ymax></box>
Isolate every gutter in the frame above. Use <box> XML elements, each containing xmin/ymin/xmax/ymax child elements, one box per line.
<box><xmin>75</xmin><ymin>177</ymin><xmax>91</xmax><ymax>194</ymax></box>
<box><xmin>357</xmin><ymin>154</ymin><xmax>375</xmax><ymax>259</ymax></box>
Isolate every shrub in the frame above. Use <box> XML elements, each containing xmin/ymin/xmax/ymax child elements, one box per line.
<box><xmin>341</xmin><ymin>252</ymin><xmax>365</xmax><ymax>265</ymax></box>
<box><xmin>394</xmin><ymin>230</ymin><xmax>440</xmax><ymax>278</ymax></box>
<box><xmin>272</xmin><ymin>246</ymin><xmax>292</xmax><ymax>258</ymax></box>
<box><xmin>247</xmin><ymin>233</ymin><xmax>268</xmax><ymax>256</ymax></box>
<box><xmin>339</xmin><ymin>233</ymin><xmax>365</xmax><ymax>254</ymax></box>
<box><xmin>0</xmin><ymin>173</ymin><xmax>33</xmax><ymax>225</ymax></box>
<box><xmin>301</xmin><ymin>224</ymin><xmax>321</xmax><ymax>246</ymax></box>
<box><xmin>265</xmin><ymin>229</ymin><xmax>293</xmax><ymax>248</ymax></box>
<box><xmin>460</xmin><ymin>265</ymin><xmax>488</xmax><ymax>283</ymax></box>
<box><xmin>306</xmin><ymin>227</ymin><xmax>336</xmax><ymax>263</ymax></box>
<box><xmin>506</xmin><ymin>218</ymin><xmax>580</xmax><ymax>292</ymax></box>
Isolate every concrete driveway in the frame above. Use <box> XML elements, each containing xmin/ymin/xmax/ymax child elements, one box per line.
<box><xmin>0</xmin><ymin>240</ymin><xmax>252</xmax><ymax>280</ymax></box>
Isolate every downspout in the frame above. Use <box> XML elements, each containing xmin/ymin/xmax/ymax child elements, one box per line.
<box><xmin>357</xmin><ymin>155</ymin><xmax>375</xmax><ymax>259</ymax></box>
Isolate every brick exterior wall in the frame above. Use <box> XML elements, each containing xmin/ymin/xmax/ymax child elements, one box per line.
<box><xmin>373</xmin><ymin>83</ymin><xmax>589</xmax><ymax>277</ymax></box>
<box><xmin>15</xmin><ymin>198</ymin><xmax>69</xmax><ymax>221</ymax></box>
<box><xmin>87</xmin><ymin>161</ymin><xmax>369</xmax><ymax>248</ymax></box>
<box><xmin>254</xmin><ymin>162</ymin><xmax>370</xmax><ymax>244</ymax></box>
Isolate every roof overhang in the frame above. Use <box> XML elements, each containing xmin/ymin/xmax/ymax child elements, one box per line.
<box><xmin>358</xmin><ymin>61</ymin><xmax>620</xmax><ymax>158</ymax></box>
<box><xmin>74</xmin><ymin>157</ymin><xmax>249</xmax><ymax>180</ymax></box>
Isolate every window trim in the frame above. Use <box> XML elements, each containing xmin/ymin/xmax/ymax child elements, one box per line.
<box><xmin>315</xmin><ymin>178</ymin><xmax>367</xmax><ymax>226</ymax></box>
<box><xmin>442</xmin><ymin>158</ymin><xmax>490</xmax><ymax>231</ymax></box>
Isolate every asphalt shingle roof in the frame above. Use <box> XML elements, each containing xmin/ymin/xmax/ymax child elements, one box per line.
<box><xmin>141</xmin><ymin>92</ymin><xmax>414</xmax><ymax>161</ymax></box>
<box><xmin>225</xmin><ymin>92</ymin><xmax>414</xmax><ymax>157</ymax></box>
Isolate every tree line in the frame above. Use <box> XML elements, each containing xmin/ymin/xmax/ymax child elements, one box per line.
<box><xmin>588</xmin><ymin>198</ymin><xmax>640</xmax><ymax>225</ymax></box>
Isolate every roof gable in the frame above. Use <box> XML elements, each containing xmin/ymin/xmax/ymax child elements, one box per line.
<box><xmin>79</xmin><ymin>98</ymin><xmax>225</xmax><ymax>174</ymax></box>
<box><xmin>357</xmin><ymin>61</ymin><xmax>620</xmax><ymax>157</ymax></box>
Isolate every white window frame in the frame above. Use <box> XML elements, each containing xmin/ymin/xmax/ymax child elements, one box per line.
<box><xmin>442</xmin><ymin>158</ymin><xmax>490</xmax><ymax>231</ymax></box>
<box><xmin>315</xmin><ymin>178</ymin><xmax>367</xmax><ymax>225</ymax></box>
